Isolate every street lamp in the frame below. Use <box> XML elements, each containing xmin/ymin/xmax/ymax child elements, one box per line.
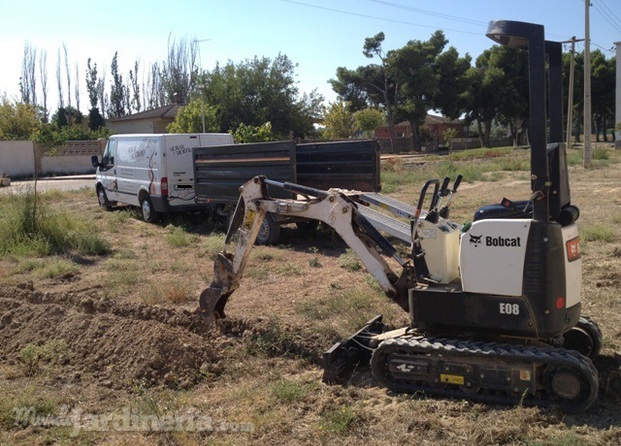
<box><xmin>196</xmin><ymin>83</ymin><xmax>206</xmax><ymax>133</ymax></box>
<box><xmin>193</xmin><ymin>38</ymin><xmax>211</xmax><ymax>134</ymax></box>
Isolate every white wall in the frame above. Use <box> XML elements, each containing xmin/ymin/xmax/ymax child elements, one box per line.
<box><xmin>0</xmin><ymin>141</ymin><xmax>36</xmax><ymax>177</ymax></box>
<box><xmin>40</xmin><ymin>155</ymin><xmax>96</xmax><ymax>176</ymax></box>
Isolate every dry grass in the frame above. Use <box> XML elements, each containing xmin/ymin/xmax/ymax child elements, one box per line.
<box><xmin>0</xmin><ymin>146</ymin><xmax>620</xmax><ymax>445</ymax></box>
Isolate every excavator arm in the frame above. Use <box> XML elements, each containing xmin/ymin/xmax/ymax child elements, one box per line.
<box><xmin>198</xmin><ymin>175</ymin><xmax>415</xmax><ymax>323</ymax></box>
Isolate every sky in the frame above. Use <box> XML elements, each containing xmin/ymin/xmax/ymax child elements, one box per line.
<box><xmin>1</xmin><ymin>0</ymin><xmax>619</xmax><ymax>114</ymax></box>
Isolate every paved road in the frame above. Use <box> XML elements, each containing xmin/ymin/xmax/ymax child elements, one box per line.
<box><xmin>1</xmin><ymin>175</ymin><xmax>95</xmax><ymax>194</ymax></box>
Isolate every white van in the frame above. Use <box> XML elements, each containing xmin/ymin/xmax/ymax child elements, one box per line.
<box><xmin>91</xmin><ymin>133</ymin><xmax>234</xmax><ymax>222</ymax></box>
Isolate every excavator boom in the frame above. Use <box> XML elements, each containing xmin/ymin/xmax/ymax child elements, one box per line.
<box><xmin>198</xmin><ymin>176</ymin><xmax>415</xmax><ymax>322</ymax></box>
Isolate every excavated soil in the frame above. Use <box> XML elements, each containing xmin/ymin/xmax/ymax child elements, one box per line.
<box><xmin>0</xmin><ymin>284</ymin><xmax>219</xmax><ymax>389</ymax></box>
<box><xmin>0</xmin><ymin>283</ymin><xmax>327</xmax><ymax>392</ymax></box>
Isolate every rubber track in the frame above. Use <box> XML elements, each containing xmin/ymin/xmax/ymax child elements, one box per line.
<box><xmin>371</xmin><ymin>336</ymin><xmax>599</xmax><ymax>413</ymax></box>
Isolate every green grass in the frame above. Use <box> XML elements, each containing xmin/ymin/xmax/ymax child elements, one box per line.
<box><xmin>165</xmin><ymin>224</ymin><xmax>192</xmax><ymax>247</ymax></box>
<box><xmin>19</xmin><ymin>340</ymin><xmax>69</xmax><ymax>376</ymax></box>
<box><xmin>0</xmin><ymin>191</ymin><xmax>110</xmax><ymax>257</ymax></box>
<box><xmin>338</xmin><ymin>249</ymin><xmax>362</xmax><ymax>271</ymax></box>
<box><xmin>320</xmin><ymin>405</ymin><xmax>357</xmax><ymax>436</ymax></box>
<box><xmin>0</xmin><ymin>386</ymin><xmax>61</xmax><ymax>430</ymax></box>
<box><xmin>143</xmin><ymin>279</ymin><xmax>193</xmax><ymax>304</ymax></box>
<box><xmin>201</xmin><ymin>232</ymin><xmax>227</xmax><ymax>258</ymax></box>
<box><xmin>39</xmin><ymin>259</ymin><xmax>80</xmax><ymax>279</ymax></box>
<box><xmin>580</xmin><ymin>224</ymin><xmax>616</xmax><ymax>243</ymax></box>
<box><xmin>271</xmin><ymin>379</ymin><xmax>307</xmax><ymax>403</ymax></box>
<box><xmin>273</xmin><ymin>262</ymin><xmax>302</xmax><ymax>276</ymax></box>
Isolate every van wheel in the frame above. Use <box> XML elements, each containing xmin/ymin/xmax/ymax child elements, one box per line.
<box><xmin>255</xmin><ymin>213</ymin><xmax>280</xmax><ymax>245</ymax></box>
<box><xmin>97</xmin><ymin>186</ymin><xmax>113</xmax><ymax>211</ymax></box>
<box><xmin>140</xmin><ymin>195</ymin><xmax>159</xmax><ymax>223</ymax></box>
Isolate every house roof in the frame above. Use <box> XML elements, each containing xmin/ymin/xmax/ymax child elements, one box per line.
<box><xmin>424</xmin><ymin>115</ymin><xmax>463</xmax><ymax>125</ymax></box>
<box><xmin>376</xmin><ymin>115</ymin><xmax>463</xmax><ymax>130</ymax></box>
<box><xmin>107</xmin><ymin>104</ymin><xmax>181</xmax><ymax>122</ymax></box>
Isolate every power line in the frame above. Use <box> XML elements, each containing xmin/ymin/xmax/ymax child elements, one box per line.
<box><xmin>595</xmin><ymin>0</ymin><xmax>621</xmax><ymax>30</ymax></box>
<box><xmin>278</xmin><ymin>0</ymin><xmax>482</xmax><ymax>36</ymax></box>
<box><xmin>591</xmin><ymin>0</ymin><xmax>621</xmax><ymax>33</ymax></box>
<box><xmin>365</xmin><ymin>0</ymin><xmax>487</xmax><ymax>27</ymax></box>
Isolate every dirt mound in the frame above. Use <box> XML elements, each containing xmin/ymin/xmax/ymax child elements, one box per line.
<box><xmin>0</xmin><ymin>285</ymin><xmax>221</xmax><ymax>389</ymax></box>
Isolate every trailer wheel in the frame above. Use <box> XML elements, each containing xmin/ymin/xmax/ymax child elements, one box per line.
<box><xmin>96</xmin><ymin>185</ymin><xmax>113</xmax><ymax>211</ymax></box>
<box><xmin>255</xmin><ymin>213</ymin><xmax>280</xmax><ymax>245</ymax></box>
<box><xmin>140</xmin><ymin>194</ymin><xmax>160</xmax><ymax>223</ymax></box>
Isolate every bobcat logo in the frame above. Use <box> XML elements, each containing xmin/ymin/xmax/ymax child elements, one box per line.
<box><xmin>469</xmin><ymin>234</ymin><xmax>483</xmax><ymax>246</ymax></box>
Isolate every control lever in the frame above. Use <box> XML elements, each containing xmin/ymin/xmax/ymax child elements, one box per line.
<box><xmin>439</xmin><ymin>174</ymin><xmax>463</xmax><ymax>219</ymax></box>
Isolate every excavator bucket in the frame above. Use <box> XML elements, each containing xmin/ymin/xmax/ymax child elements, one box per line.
<box><xmin>198</xmin><ymin>178</ymin><xmax>269</xmax><ymax>323</ymax></box>
<box><xmin>198</xmin><ymin>252</ymin><xmax>236</xmax><ymax>322</ymax></box>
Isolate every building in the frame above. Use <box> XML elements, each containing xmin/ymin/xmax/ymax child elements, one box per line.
<box><xmin>107</xmin><ymin>104</ymin><xmax>181</xmax><ymax>134</ymax></box>
<box><xmin>374</xmin><ymin>115</ymin><xmax>466</xmax><ymax>152</ymax></box>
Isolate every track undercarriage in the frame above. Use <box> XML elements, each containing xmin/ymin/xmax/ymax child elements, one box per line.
<box><xmin>323</xmin><ymin>316</ymin><xmax>601</xmax><ymax>413</ymax></box>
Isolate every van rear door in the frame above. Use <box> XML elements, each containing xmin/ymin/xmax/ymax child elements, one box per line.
<box><xmin>164</xmin><ymin>134</ymin><xmax>234</xmax><ymax>207</ymax></box>
<box><xmin>164</xmin><ymin>135</ymin><xmax>202</xmax><ymax>207</ymax></box>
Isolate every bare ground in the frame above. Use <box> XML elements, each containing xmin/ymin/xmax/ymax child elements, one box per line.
<box><xmin>0</xmin><ymin>148</ymin><xmax>620</xmax><ymax>445</ymax></box>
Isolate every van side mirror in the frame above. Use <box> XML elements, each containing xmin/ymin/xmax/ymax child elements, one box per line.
<box><xmin>91</xmin><ymin>155</ymin><xmax>101</xmax><ymax>168</ymax></box>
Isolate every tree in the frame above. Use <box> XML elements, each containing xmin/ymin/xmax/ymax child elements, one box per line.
<box><xmin>160</xmin><ymin>36</ymin><xmax>198</xmax><ymax>105</ymax></box>
<box><xmin>323</xmin><ymin>101</ymin><xmax>356</xmax><ymax>139</ymax></box>
<box><xmin>166</xmin><ymin>97</ymin><xmax>218</xmax><ymax>133</ymax></box>
<box><xmin>331</xmin><ymin>32</ymin><xmax>399</xmax><ymax>150</ymax></box>
<box><xmin>88</xmin><ymin>108</ymin><xmax>105</xmax><ymax>130</ymax></box>
<box><xmin>563</xmin><ymin>50</ymin><xmax>584</xmax><ymax>143</ymax></box>
<box><xmin>354</xmin><ymin>108</ymin><xmax>385</xmax><ymax>137</ymax></box>
<box><xmin>591</xmin><ymin>50</ymin><xmax>615</xmax><ymax>142</ymax></box>
<box><xmin>85</xmin><ymin>58</ymin><xmax>104</xmax><ymax>130</ymax></box>
<box><xmin>333</xmin><ymin>31</ymin><xmax>470</xmax><ymax>151</ymax></box>
<box><xmin>232</xmin><ymin>122</ymin><xmax>274</xmax><ymax>143</ymax></box>
<box><xmin>86</xmin><ymin>58</ymin><xmax>98</xmax><ymax>109</ymax></box>
<box><xmin>465</xmin><ymin>50</ymin><xmax>505</xmax><ymax>147</ymax></box>
<box><xmin>488</xmin><ymin>46</ymin><xmax>529</xmax><ymax>146</ymax></box>
<box><xmin>74</xmin><ymin>63</ymin><xmax>80</xmax><ymax>113</ymax></box>
<box><xmin>108</xmin><ymin>52</ymin><xmax>127</xmax><ymax>118</ymax></box>
<box><xmin>129</xmin><ymin>61</ymin><xmax>141</xmax><ymax>113</ymax></box>
<box><xmin>202</xmin><ymin>54</ymin><xmax>322</xmax><ymax>138</ymax></box>
<box><xmin>391</xmin><ymin>30</ymin><xmax>470</xmax><ymax>150</ymax></box>
<box><xmin>56</xmin><ymin>49</ymin><xmax>64</xmax><ymax>109</ymax></box>
<box><xmin>434</xmin><ymin>47</ymin><xmax>472</xmax><ymax>119</ymax></box>
<box><xmin>0</xmin><ymin>96</ymin><xmax>41</xmax><ymax>140</ymax></box>
<box><xmin>63</xmin><ymin>42</ymin><xmax>72</xmax><ymax>111</ymax></box>
<box><xmin>20</xmin><ymin>42</ymin><xmax>37</xmax><ymax>105</ymax></box>
<box><xmin>39</xmin><ymin>49</ymin><xmax>48</xmax><ymax>121</ymax></box>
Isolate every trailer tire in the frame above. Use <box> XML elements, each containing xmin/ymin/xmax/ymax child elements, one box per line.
<box><xmin>255</xmin><ymin>213</ymin><xmax>280</xmax><ymax>245</ymax></box>
<box><xmin>140</xmin><ymin>194</ymin><xmax>160</xmax><ymax>223</ymax></box>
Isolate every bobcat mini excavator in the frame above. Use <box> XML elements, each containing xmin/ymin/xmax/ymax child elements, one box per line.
<box><xmin>198</xmin><ymin>20</ymin><xmax>603</xmax><ymax>412</ymax></box>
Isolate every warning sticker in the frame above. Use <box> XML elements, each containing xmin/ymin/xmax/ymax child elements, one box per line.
<box><xmin>440</xmin><ymin>374</ymin><xmax>465</xmax><ymax>385</ymax></box>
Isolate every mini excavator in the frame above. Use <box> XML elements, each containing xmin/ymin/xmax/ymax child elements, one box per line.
<box><xmin>198</xmin><ymin>20</ymin><xmax>603</xmax><ymax>412</ymax></box>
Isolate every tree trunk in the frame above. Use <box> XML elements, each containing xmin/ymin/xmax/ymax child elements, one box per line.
<box><xmin>594</xmin><ymin>116</ymin><xmax>600</xmax><ymax>142</ymax></box>
<box><xmin>411</xmin><ymin>120</ymin><xmax>422</xmax><ymax>151</ymax></box>
<box><xmin>477</xmin><ymin>120</ymin><xmax>484</xmax><ymax>148</ymax></box>
<box><xmin>387</xmin><ymin>109</ymin><xmax>396</xmax><ymax>153</ymax></box>
<box><xmin>483</xmin><ymin>120</ymin><xmax>492</xmax><ymax>148</ymax></box>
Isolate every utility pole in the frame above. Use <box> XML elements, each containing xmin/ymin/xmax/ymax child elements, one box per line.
<box><xmin>583</xmin><ymin>0</ymin><xmax>593</xmax><ymax>168</ymax></box>
<box><xmin>615</xmin><ymin>42</ymin><xmax>621</xmax><ymax>150</ymax></box>
<box><xmin>564</xmin><ymin>37</ymin><xmax>584</xmax><ymax>149</ymax></box>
